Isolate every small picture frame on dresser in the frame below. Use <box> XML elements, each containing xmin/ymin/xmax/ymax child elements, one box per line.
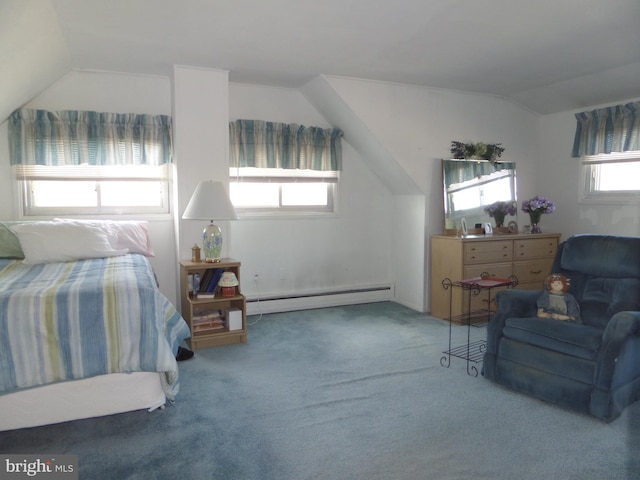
<box><xmin>484</xmin><ymin>223</ymin><xmax>493</xmax><ymax>234</ymax></box>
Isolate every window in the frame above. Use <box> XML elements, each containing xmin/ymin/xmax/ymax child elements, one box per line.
<box><xmin>229</xmin><ymin>167</ymin><xmax>337</xmax><ymax>214</ymax></box>
<box><xmin>580</xmin><ymin>152</ymin><xmax>640</xmax><ymax>203</ymax></box>
<box><xmin>9</xmin><ymin>109</ymin><xmax>173</xmax><ymax>216</ymax></box>
<box><xmin>16</xmin><ymin>164</ymin><xmax>171</xmax><ymax>215</ymax></box>
<box><xmin>229</xmin><ymin>120</ymin><xmax>343</xmax><ymax>216</ymax></box>
<box><xmin>572</xmin><ymin>101</ymin><xmax>640</xmax><ymax>204</ymax></box>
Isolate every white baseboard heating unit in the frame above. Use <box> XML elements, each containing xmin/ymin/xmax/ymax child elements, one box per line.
<box><xmin>246</xmin><ymin>284</ymin><xmax>394</xmax><ymax>315</ymax></box>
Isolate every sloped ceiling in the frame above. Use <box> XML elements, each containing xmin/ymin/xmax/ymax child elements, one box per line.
<box><xmin>2</xmin><ymin>0</ymin><xmax>640</xmax><ymax>123</ymax></box>
<box><xmin>0</xmin><ymin>1</ymin><xmax>71</xmax><ymax>123</ymax></box>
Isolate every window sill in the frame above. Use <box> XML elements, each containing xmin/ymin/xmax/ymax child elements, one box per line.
<box><xmin>235</xmin><ymin>209</ymin><xmax>338</xmax><ymax>220</ymax></box>
<box><xmin>579</xmin><ymin>193</ymin><xmax>640</xmax><ymax>205</ymax></box>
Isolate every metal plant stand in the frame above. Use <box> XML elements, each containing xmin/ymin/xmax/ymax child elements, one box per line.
<box><xmin>440</xmin><ymin>274</ymin><xmax>518</xmax><ymax>376</ymax></box>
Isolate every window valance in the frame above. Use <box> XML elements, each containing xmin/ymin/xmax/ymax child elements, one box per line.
<box><xmin>9</xmin><ymin>109</ymin><xmax>173</xmax><ymax>166</ymax></box>
<box><xmin>572</xmin><ymin>101</ymin><xmax>639</xmax><ymax>157</ymax></box>
<box><xmin>229</xmin><ymin>119</ymin><xmax>343</xmax><ymax>171</ymax></box>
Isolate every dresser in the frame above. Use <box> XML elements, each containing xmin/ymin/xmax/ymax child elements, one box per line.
<box><xmin>430</xmin><ymin>233</ymin><xmax>561</xmax><ymax>321</ymax></box>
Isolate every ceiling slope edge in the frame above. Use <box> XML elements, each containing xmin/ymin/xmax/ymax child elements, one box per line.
<box><xmin>0</xmin><ymin>1</ymin><xmax>72</xmax><ymax>124</ymax></box>
<box><xmin>300</xmin><ymin>75</ymin><xmax>422</xmax><ymax>195</ymax></box>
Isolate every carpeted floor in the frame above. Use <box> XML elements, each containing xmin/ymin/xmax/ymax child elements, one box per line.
<box><xmin>1</xmin><ymin>302</ymin><xmax>638</xmax><ymax>479</ymax></box>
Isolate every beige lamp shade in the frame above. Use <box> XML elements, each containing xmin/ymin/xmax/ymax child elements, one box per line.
<box><xmin>182</xmin><ymin>181</ymin><xmax>238</xmax><ymax>221</ymax></box>
<box><xmin>182</xmin><ymin>181</ymin><xmax>238</xmax><ymax>262</ymax></box>
<box><xmin>218</xmin><ymin>271</ymin><xmax>239</xmax><ymax>287</ymax></box>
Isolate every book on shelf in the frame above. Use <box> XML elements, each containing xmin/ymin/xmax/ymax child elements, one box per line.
<box><xmin>196</xmin><ymin>292</ymin><xmax>217</xmax><ymax>299</ymax></box>
<box><xmin>197</xmin><ymin>268</ymin><xmax>225</xmax><ymax>297</ymax></box>
<box><xmin>193</xmin><ymin>321</ymin><xmax>225</xmax><ymax>333</ymax></box>
<box><xmin>192</xmin><ymin>308</ymin><xmax>222</xmax><ymax>321</ymax></box>
<box><xmin>192</xmin><ymin>309</ymin><xmax>225</xmax><ymax>333</ymax></box>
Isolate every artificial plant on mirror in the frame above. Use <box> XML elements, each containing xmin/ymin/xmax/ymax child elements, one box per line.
<box><xmin>450</xmin><ymin>141</ymin><xmax>505</xmax><ymax>162</ymax></box>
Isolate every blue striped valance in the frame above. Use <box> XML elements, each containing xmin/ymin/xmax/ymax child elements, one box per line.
<box><xmin>229</xmin><ymin>119</ymin><xmax>343</xmax><ymax>171</ymax></box>
<box><xmin>572</xmin><ymin>101</ymin><xmax>639</xmax><ymax>157</ymax></box>
<box><xmin>9</xmin><ymin>109</ymin><xmax>173</xmax><ymax>166</ymax></box>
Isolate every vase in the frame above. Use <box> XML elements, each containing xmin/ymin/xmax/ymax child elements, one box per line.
<box><xmin>529</xmin><ymin>211</ymin><xmax>542</xmax><ymax>233</ymax></box>
<box><xmin>494</xmin><ymin>214</ymin><xmax>505</xmax><ymax>228</ymax></box>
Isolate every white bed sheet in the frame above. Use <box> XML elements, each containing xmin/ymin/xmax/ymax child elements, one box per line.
<box><xmin>0</xmin><ymin>372</ymin><xmax>165</xmax><ymax>431</ymax></box>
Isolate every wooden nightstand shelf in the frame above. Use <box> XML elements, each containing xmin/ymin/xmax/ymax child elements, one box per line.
<box><xmin>179</xmin><ymin>259</ymin><xmax>247</xmax><ymax>349</ymax></box>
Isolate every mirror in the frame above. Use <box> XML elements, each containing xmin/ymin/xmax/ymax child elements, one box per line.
<box><xmin>442</xmin><ymin>159</ymin><xmax>517</xmax><ymax>234</ymax></box>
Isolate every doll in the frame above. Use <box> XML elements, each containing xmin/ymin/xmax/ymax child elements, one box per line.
<box><xmin>537</xmin><ymin>273</ymin><xmax>581</xmax><ymax>323</ymax></box>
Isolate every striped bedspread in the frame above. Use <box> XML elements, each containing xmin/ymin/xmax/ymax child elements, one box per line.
<box><xmin>0</xmin><ymin>254</ymin><xmax>190</xmax><ymax>400</ymax></box>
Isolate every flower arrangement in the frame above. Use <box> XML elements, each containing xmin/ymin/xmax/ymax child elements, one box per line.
<box><xmin>521</xmin><ymin>195</ymin><xmax>555</xmax><ymax>233</ymax></box>
<box><xmin>484</xmin><ymin>201</ymin><xmax>516</xmax><ymax>227</ymax></box>
<box><xmin>450</xmin><ymin>141</ymin><xmax>505</xmax><ymax>162</ymax></box>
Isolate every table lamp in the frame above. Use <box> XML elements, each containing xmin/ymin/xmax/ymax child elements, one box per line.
<box><xmin>218</xmin><ymin>271</ymin><xmax>239</xmax><ymax>297</ymax></box>
<box><xmin>182</xmin><ymin>180</ymin><xmax>238</xmax><ymax>262</ymax></box>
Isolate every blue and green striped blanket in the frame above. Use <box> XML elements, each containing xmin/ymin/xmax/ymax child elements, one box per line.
<box><xmin>0</xmin><ymin>254</ymin><xmax>190</xmax><ymax>400</ymax></box>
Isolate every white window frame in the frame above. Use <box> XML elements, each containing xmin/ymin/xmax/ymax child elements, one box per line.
<box><xmin>229</xmin><ymin>167</ymin><xmax>338</xmax><ymax>217</ymax></box>
<box><xmin>15</xmin><ymin>164</ymin><xmax>172</xmax><ymax>217</ymax></box>
<box><xmin>580</xmin><ymin>152</ymin><xmax>640</xmax><ymax>204</ymax></box>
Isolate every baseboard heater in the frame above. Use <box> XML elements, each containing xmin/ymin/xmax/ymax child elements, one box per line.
<box><xmin>246</xmin><ymin>285</ymin><xmax>394</xmax><ymax>315</ymax></box>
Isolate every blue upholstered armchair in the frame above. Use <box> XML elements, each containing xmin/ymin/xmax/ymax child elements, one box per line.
<box><xmin>483</xmin><ymin>234</ymin><xmax>640</xmax><ymax>422</ymax></box>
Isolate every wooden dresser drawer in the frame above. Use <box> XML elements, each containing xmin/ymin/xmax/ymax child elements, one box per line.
<box><xmin>463</xmin><ymin>263</ymin><xmax>512</xmax><ymax>280</ymax></box>
<box><xmin>513</xmin><ymin>258</ymin><xmax>554</xmax><ymax>286</ymax></box>
<box><xmin>464</xmin><ymin>241</ymin><xmax>513</xmax><ymax>264</ymax></box>
<box><xmin>514</xmin><ymin>238</ymin><xmax>557</xmax><ymax>260</ymax></box>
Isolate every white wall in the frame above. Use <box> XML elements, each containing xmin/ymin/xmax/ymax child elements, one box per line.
<box><xmin>3</xmin><ymin>68</ymin><xmax>637</xmax><ymax>315</ymax></box>
<box><xmin>172</xmin><ymin>66</ymin><xmax>231</xmax><ymax>266</ymax></box>
<box><xmin>0</xmin><ymin>121</ymin><xmax>12</xmax><ymax>218</ymax></box>
<box><xmin>324</xmin><ymin>77</ymin><xmax>541</xmax><ymax>311</ymax></box>
<box><xmin>228</xmin><ymin>83</ymin><xmax>394</xmax><ymax>304</ymax></box>
<box><xmin>0</xmin><ymin>70</ymin><xmax>179</xmax><ymax>304</ymax></box>
<box><xmin>0</xmin><ymin>71</ymin><xmax>395</xmax><ymax>311</ymax></box>
<box><xmin>538</xmin><ymin>97</ymin><xmax>640</xmax><ymax>237</ymax></box>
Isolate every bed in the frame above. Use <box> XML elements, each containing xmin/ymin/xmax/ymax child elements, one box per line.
<box><xmin>0</xmin><ymin>220</ymin><xmax>191</xmax><ymax>431</ymax></box>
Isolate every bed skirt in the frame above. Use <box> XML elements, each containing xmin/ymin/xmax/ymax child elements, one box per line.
<box><xmin>0</xmin><ymin>372</ymin><xmax>165</xmax><ymax>431</ymax></box>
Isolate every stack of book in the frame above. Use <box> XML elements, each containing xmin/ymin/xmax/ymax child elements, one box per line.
<box><xmin>192</xmin><ymin>308</ymin><xmax>225</xmax><ymax>334</ymax></box>
<box><xmin>196</xmin><ymin>268</ymin><xmax>225</xmax><ymax>298</ymax></box>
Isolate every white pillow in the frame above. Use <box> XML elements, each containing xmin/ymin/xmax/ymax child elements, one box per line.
<box><xmin>109</xmin><ymin>220</ymin><xmax>155</xmax><ymax>257</ymax></box>
<box><xmin>10</xmin><ymin>222</ymin><xmax>128</xmax><ymax>265</ymax></box>
<box><xmin>54</xmin><ymin>219</ymin><xmax>155</xmax><ymax>257</ymax></box>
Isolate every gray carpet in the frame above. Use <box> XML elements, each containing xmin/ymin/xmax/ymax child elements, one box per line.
<box><xmin>1</xmin><ymin>302</ymin><xmax>638</xmax><ymax>479</ymax></box>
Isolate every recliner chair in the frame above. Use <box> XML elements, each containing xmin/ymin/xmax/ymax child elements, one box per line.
<box><xmin>483</xmin><ymin>234</ymin><xmax>640</xmax><ymax>422</ymax></box>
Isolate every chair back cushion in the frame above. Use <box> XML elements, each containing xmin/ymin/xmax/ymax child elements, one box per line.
<box><xmin>556</xmin><ymin>235</ymin><xmax>640</xmax><ymax>328</ymax></box>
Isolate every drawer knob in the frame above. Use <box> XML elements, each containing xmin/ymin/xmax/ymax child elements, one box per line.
<box><xmin>530</xmin><ymin>269</ymin><xmax>542</xmax><ymax>275</ymax></box>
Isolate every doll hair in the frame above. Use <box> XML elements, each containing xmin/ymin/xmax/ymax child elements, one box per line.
<box><xmin>544</xmin><ymin>273</ymin><xmax>570</xmax><ymax>293</ymax></box>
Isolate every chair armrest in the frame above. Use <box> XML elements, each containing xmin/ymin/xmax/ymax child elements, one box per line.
<box><xmin>594</xmin><ymin>311</ymin><xmax>640</xmax><ymax>389</ymax></box>
<box><xmin>486</xmin><ymin>289</ymin><xmax>540</xmax><ymax>354</ymax></box>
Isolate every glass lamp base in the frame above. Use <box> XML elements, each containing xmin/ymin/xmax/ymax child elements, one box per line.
<box><xmin>203</xmin><ymin>222</ymin><xmax>223</xmax><ymax>263</ymax></box>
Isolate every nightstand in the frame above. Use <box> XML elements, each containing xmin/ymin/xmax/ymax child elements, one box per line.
<box><xmin>179</xmin><ymin>259</ymin><xmax>247</xmax><ymax>349</ymax></box>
